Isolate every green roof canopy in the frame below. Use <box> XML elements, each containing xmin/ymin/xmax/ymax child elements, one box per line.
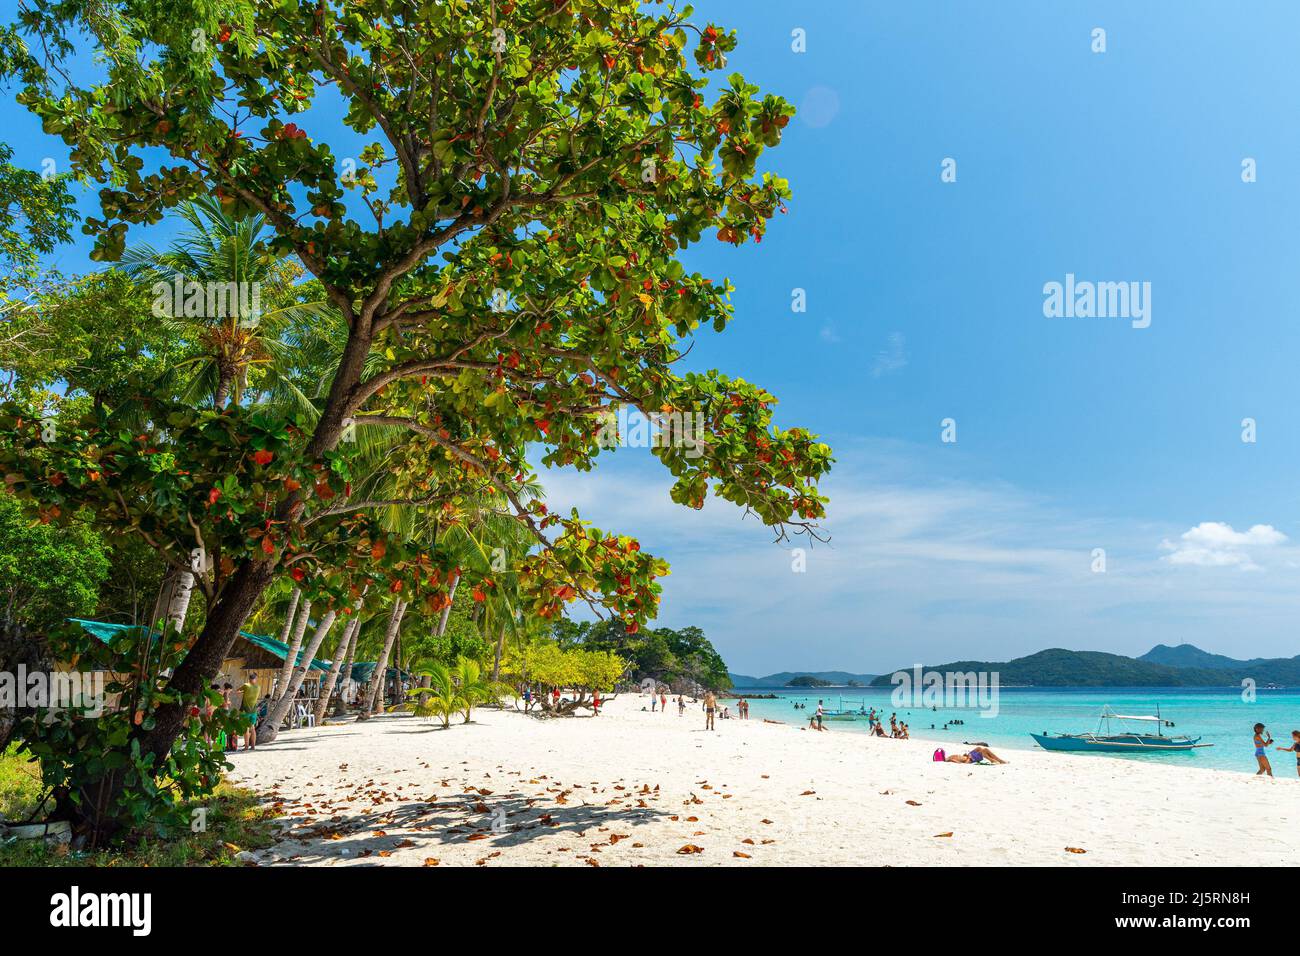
<box><xmin>70</xmin><ymin>619</ymin><xmax>332</xmax><ymax>672</ymax></box>
<box><xmin>349</xmin><ymin>662</ymin><xmax>412</xmax><ymax>684</ymax></box>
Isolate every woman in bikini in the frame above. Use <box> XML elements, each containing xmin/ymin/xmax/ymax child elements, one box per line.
<box><xmin>946</xmin><ymin>746</ymin><xmax>1007</xmax><ymax>765</ymax></box>
<box><xmin>1254</xmin><ymin>723</ymin><xmax>1274</xmax><ymax>777</ymax></box>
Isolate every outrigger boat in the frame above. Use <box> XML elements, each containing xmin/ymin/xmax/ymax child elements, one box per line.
<box><xmin>819</xmin><ymin>698</ymin><xmax>870</xmax><ymax>722</ymax></box>
<box><xmin>1031</xmin><ymin>705</ymin><xmax>1211</xmax><ymax>754</ymax></box>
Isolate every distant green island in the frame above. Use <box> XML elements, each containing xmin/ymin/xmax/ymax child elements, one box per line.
<box><xmin>729</xmin><ymin>645</ymin><xmax>1299</xmax><ymax>690</ymax></box>
<box><xmin>786</xmin><ymin>675</ymin><xmax>835</xmax><ymax>687</ymax></box>
<box><xmin>728</xmin><ymin>670</ymin><xmax>877</xmax><ymax>688</ymax></box>
<box><xmin>866</xmin><ymin>646</ymin><xmax>1300</xmax><ymax>688</ymax></box>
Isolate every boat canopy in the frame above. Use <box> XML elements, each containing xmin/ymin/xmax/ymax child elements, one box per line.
<box><xmin>1108</xmin><ymin>714</ymin><xmax>1163</xmax><ymax>722</ymax></box>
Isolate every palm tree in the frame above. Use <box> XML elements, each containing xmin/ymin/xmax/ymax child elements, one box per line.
<box><xmin>120</xmin><ymin>195</ymin><xmax>335</xmax><ymax>414</ymax></box>
<box><xmin>405</xmin><ymin>662</ymin><xmax>465</xmax><ymax>729</ymax></box>
<box><xmin>453</xmin><ymin>656</ymin><xmax>510</xmax><ymax>723</ymax></box>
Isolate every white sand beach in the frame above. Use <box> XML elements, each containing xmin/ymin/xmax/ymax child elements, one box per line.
<box><xmin>226</xmin><ymin>696</ymin><xmax>1298</xmax><ymax>867</ymax></box>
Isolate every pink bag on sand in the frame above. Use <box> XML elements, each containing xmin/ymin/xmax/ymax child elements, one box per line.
<box><xmin>932</xmin><ymin>748</ymin><xmax>946</xmax><ymax>761</ymax></box>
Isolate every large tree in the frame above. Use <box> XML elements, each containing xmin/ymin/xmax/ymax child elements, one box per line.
<box><xmin>1</xmin><ymin>0</ymin><xmax>831</xmax><ymax>838</ymax></box>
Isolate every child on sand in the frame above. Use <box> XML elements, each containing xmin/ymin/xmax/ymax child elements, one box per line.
<box><xmin>1254</xmin><ymin>723</ymin><xmax>1274</xmax><ymax>777</ymax></box>
<box><xmin>810</xmin><ymin>700</ymin><xmax>825</xmax><ymax>731</ymax></box>
<box><xmin>1275</xmin><ymin>730</ymin><xmax>1300</xmax><ymax>778</ymax></box>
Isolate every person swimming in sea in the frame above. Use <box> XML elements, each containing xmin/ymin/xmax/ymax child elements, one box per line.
<box><xmin>1275</xmin><ymin>730</ymin><xmax>1300</xmax><ymax>778</ymax></box>
<box><xmin>1254</xmin><ymin>723</ymin><xmax>1274</xmax><ymax>777</ymax></box>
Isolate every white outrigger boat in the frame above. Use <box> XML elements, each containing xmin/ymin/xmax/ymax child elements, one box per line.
<box><xmin>819</xmin><ymin>697</ymin><xmax>870</xmax><ymax>721</ymax></box>
<box><xmin>1030</xmin><ymin>705</ymin><xmax>1212</xmax><ymax>754</ymax></box>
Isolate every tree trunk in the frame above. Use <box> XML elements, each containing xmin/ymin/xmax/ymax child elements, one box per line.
<box><xmin>314</xmin><ymin>594</ymin><xmax>364</xmax><ymax>725</ymax></box>
<box><xmin>62</xmin><ymin>560</ymin><xmax>278</xmax><ymax>842</ymax></box>
<box><xmin>492</xmin><ymin>627</ymin><xmax>505</xmax><ymax>683</ymax></box>
<box><xmin>332</xmin><ymin>614</ymin><xmax>361</xmax><ymax>717</ymax></box>
<box><xmin>277</xmin><ymin>588</ymin><xmax>302</xmax><ymax>646</ymax></box>
<box><xmin>359</xmin><ymin>599</ymin><xmax>407</xmax><ymax>720</ymax></box>
<box><xmin>258</xmin><ymin>608</ymin><xmax>337</xmax><ymax>744</ymax></box>
<box><xmin>164</xmin><ymin>569</ymin><xmax>196</xmax><ymax>634</ymax></box>
<box><xmin>433</xmin><ymin>572</ymin><xmax>459</xmax><ymax>639</ymax></box>
<box><xmin>277</xmin><ymin>597</ymin><xmax>311</xmax><ymax>698</ymax></box>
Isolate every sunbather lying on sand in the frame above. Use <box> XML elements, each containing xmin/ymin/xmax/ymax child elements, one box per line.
<box><xmin>946</xmin><ymin>746</ymin><xmax>1007</xmax><ymax>765</ymax></box>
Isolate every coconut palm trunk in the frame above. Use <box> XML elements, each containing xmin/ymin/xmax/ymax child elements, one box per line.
<box><xmin>433</xmin><ymin>572</ymin><xmax>460</xmax><ymax>638</ymax></box>
<box><xmin>277</xmin><ymin>597</ymin><xmax>311</xmax><ymax>698</ymax></box>
<box><xmin>314</xmin><ymin>593</ymin><xmax>364</xmax><ymax>724</ymax></box>
<box><xmin>258</xmin><ymin>608</ymin><xmax>336</xmax><ymax>744</ymax></box>
<box><xmin>492</xmin><ymin>626</ymin><xmax>505</xmax><ymax>683</ymax></box>
<box><xmin>277</xmin><ymin>588</ymin><xmax>302</xmax><ymax>645</ymax></box>
<box><xmin>360</xmin><ymin>598</ymin><xmax>407</xmax><ymax>719</ymax></box>
<box><xmin>332</xmin><ymin>616</ymin><xmax>361</xmax><ymax>717</ymax></box>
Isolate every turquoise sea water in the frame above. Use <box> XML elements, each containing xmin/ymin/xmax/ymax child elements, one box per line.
<box><xmin>733</xmin><ymin>687</ymin><xmax>1300</xmax><ymax>775</ymax></box>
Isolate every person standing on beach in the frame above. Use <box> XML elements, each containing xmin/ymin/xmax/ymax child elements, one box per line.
<box><xmin>660</xmin><ymin>691</ymin><xmax>667</xmax><ymax>713</ymax></box>
<box><xmin>239</xmin><ymin>674</ymin><xmax>260</xmax><ymax>750</ymax></box>
<box><xmin>1276</xmin><ymin>730</ymin><xmax>1300</xmax><ymax>778</ymax></box>
<box><xmin>704</xmin><ymin>691</ymin><xmax>716</xmax><ymax>730</ymax></box>
<box><xmin>677</xmin><ymin>695</ymin><xmax>686</xmax><ymax>716</ymax></box>
<box><xmin>222</xmin><ymin>683</ymin><xmax>238</xmax><ymax>751</ymax></box>
<box><xmin>1254</xmin><ymin>723</ymin><xmax>1274</xmax><ymax>776</ymax></box>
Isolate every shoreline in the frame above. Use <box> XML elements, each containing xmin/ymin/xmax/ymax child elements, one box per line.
<box><xmin>225</xmin><ymin>695</ymin><xmax>1299</xmax><ymax>867</ymax></box>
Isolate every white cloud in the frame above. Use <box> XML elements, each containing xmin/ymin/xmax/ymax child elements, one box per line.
<box><xmin>1160</xmin><ymin>522</ymin><xmax>1287</xmax><ymax>570</ymax></box>
<box><xmin>534</xmin><ymin>444</ymin><xmax>1300</xmax><ymax>672</ymax></box>
<box><xmin>871</xmin><ymin>332</ymin><xmax>907</xmax><ymax>377</ymax></box>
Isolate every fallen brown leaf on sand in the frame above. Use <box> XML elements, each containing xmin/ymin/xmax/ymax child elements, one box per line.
<box><xmin>933</xmin><ymin>832</ymin><xmax>953</xmax><ymax>838</ymax></box>
<box><xmin>393</xmin><ymin>839</ymin><xmax>416</xmax><ymax>848</ymax></box>
<box><xmin>742</xmin><ymin>838</ymin><xmax>755</xmax><ymax>845</ymax></box>
<box><xmin>685</xmin><ymin>816</ymin><xmax>699</xmax><ymax>822</ymax></box>
<box><xmin>733</xmin><ymin>851</ymin><xmax>752</xmax><ymax>858</ymax></box>
<box><xmin>467</xmin><ymin>833</ymin><xmax>489</xmax><ymax>841</ymax></box>
<box><xmin>422</xmin><ymin>858</ymin><xmax>439</xmax><ymax>866</ymax></box>
<box><xmin>905</xmin><ymin>800</ymin><xmax>922</xmax><ymax>806</ymax></box>
<box><xmin>800</xmin><ymin>790</ymin><xmax>816</xmax><ymax>796</ymax></box>
<box><xmin>677</xmin><ymin>844</ymin><xmax>704</xmax><ymax>855</ymax></box>
<box><xmin>761</xmin><ymin>818</ymin><xmax>773</xmax><ymax>824</ymax></box>
<box><xmin>586</xmin><ymin>858</ymin><xmax>601</xmax><ymax>867</ymax></box>
<box><xmin>1066</xmin><ymin>847</ymin><xmax>1087</xmax><ymax>854</ymax></box>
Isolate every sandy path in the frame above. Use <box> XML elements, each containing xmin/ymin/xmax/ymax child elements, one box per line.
<box><xmin>225</xmin><ymin>696</ymin><xmax>1298</xmax><ymax>866</ymax></box>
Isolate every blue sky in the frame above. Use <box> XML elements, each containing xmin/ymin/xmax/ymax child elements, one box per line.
<box><xmin>6</xmin><ymin>1</ymin><xmax>1300</xmax><ymax>673</ymax></box>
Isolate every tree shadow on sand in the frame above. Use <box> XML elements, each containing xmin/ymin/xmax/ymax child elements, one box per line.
<box><xmin>261</xmin><ymin>788</ymin><xmax>676</xmax><ymax>865</ymax></box>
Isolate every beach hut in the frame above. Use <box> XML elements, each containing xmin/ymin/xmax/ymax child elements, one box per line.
<box><xmin>349</xmin><ymin>662</ymin><xmax>413</xmax><ymax>708</ymax></box>
<box><xmin>70</xmin><ymin>619</ymin><xmax>333</xmax><ymax>708</ymax></box>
